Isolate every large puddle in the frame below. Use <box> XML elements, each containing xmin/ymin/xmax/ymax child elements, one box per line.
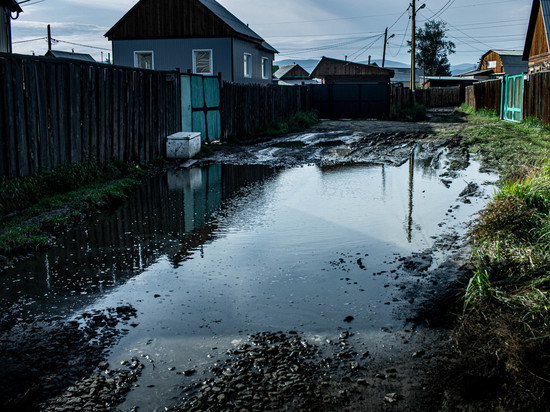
<box><xmin>0</xmin><ymin>145</ymin><xmax>497</xmax><ymax>410</ymax></box>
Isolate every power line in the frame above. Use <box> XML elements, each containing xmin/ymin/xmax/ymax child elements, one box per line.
<box><xmin>51</xmin><ymin>38</ymin><xmax>110</xmax><ymax>51</ymax></box>
<box><xmin>12</xmin><ymin>36</ymin><xmax>47</xmax><ymax>44</ymax></box>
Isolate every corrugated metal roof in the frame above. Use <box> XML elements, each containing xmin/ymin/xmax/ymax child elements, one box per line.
<box><xmin>45</xmin><ymin>50</ymin><xmax>96</xmax><ymax>63</ymax></box>
<box><xmin>199</xmin><ymin>0</ymin><xmax>277</xmax><ymax>53</ymax></box>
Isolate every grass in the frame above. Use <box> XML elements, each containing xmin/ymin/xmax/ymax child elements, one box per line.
<box><xmin>0</xmin><ymin>161</ymin><xmax>147</xmax><ymax>264</ymax></box>
<box><xmin>456</xmin><ymin>107</ymin><xmax>550</xmax><ymax>407</ymax></box>
<box><xmin>388</xmin><ymin>100</ymin><xmax>427</xmax><ymax>122</ymax></box>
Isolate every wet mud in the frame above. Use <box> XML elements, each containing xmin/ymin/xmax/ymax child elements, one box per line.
<box><xmin>1</xmin><ymin>110</ymin><xmax>499</xmax><ymax>411</ymax></box>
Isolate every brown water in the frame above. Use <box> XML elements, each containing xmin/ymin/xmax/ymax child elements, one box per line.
<box><xmin>0</xmin><ymin>147</ymin><xmax>497</xmax><ymax>410</ymax></box>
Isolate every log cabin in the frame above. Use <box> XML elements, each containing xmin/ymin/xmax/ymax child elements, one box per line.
<box><xmin>310</xmin><ymin>57</ymin><xmax>394</xmax><ymax>85</ymax></box>
<box><xmin>105</xmin><ymin>0</ymin><xmax>277</xmax><ymax>84</ymax></box>
<box><xmin>478</xmin><ymin>50</ymin><xmax>527</xmax><ymax>75</ymax></box>
<box><xmin>523</xmin><ymin>0</ymin><xmax>550</xmax><ymax>73</ymax></box>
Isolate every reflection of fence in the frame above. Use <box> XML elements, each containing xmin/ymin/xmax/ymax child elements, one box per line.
<box><xmin>391</xmin><ymin>86</ymin><xmax>464</xmax><ymax>108</ymax></box>
<box><xmin>0</xmin><ymin>52</ymin><xmax>181</xmax><ymax>179</ymax></box>
<box><xmin>465</xmin><ymin>80</ymin><xmax>502</xmax><ymax>115</ymax></box>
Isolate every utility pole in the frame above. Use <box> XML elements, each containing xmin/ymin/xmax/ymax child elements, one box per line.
<box><xmin>47</xmin><ymin>24</ymin><xmax>52</xmax><ymax>51</ymax></box>
<box><xmin>410</xmin><ymin>0</ymin><xmax>416</xmax><ymax>92</ymax></box>
<box><xmin>382</xmin><ymin>27</ymin><xmax>395</xmax><ymax>68</ymax></box>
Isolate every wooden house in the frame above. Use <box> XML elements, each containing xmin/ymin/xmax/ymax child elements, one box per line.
<box><xmin>45</xmin><ymin>50</ymin><xmax>95</xmax><ymax>63</ymax></box>
<box><xmin>0</xmin><ymin>0</ymin><xmax>22</xmax><ymax>53</ymax></box>
<box><xmin>105</xmin><ymin>0</ymin><xmax>277</xmax><ymax>84</ymax></box>
<box><xmin>523</xmin><ymin>0</ymin><xmax>550</xmax><ymax>72</ymax></box>
<box><xmin>310</xmin><ymin>57</ymin><xmax>394</xmax><ymax>84</ymax></box>
<box><xmin>274</xmin><ymin>63</ymin><xmax>316</xmax><ymax>85</ymax></box>
<box><xmin>478</xmin><ymin>50</ymin><xmax>527</xmax><ymax>75</ymax></box>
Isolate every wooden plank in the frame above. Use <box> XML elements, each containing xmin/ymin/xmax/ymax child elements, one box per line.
<box><xmin>105</xmin><ymin>68</ymin><xmax>113</xmax><ymax>162</ymax></box>
<box><xmin>13</xmin><ymin>59</ymin><xmax>29</xmax><ymax>177</ymax></box>
<box><xmin>57</xmin><ymin>63</ymin><xmax>69</xmax><ymax>167</ymax></box>
<box><xmin>69</xmin><ymin>63</ymin><xmax>82</xmax><ymax>164</ymax></box>
<box><xmin>46</xmin><ymin>62</ymin><xmax>60</xmax><ymax>170</ymax></box>
<box><xmin>36</xmin><ymin>61</ymin><xmax>50</xmax><ymax>171</ymax></box>
<box><xmin>80</xmin><ymin>65</ymin><xmax>90</xmax><ymax>161</ymax></box>
<box><xmin>88</xmin><ymin>65</ymin><xmax>98</xmax><ymax>162</ymax></box>
<box><xmin>113</xmin><ymin>68</ymin><xmax>121</xmax><ymax>160</ymax></box>
<box><xmin>119</xmin><ymin>70</ymin><xmax>128</xmax><ymax>161</ymax></box>
<box><xmin>24</xmin><ymin>60</ymin><xmax>39</xmax><ymax>175</ymax></box>
<box><xmin>0</xmin><ymin>58</ymin><xmax>6</xmax><ymax>179</ymax></box>
<box><xmin>98</xmin><ymin>67</ymin><xmax>106</xmax><ymax>164</ymax></box>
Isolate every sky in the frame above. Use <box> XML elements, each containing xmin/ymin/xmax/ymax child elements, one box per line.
<box><xmin>10</xmin><ymin>0</ymin><xmax>534</xmax><ymax>67</ymax></box>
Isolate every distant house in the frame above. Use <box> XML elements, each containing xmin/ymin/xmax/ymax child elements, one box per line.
<box><xmin>456</xmin><ymin>69</ymin><xmax>495</xmax><ymax>80</ymax></box>
<box><xmin>45</xmin><ymin>50</ymin><xmax>95</xmax><ymax>63</ymax></box>
<box><xmin>274</xmin><ymin>63</ymin><xmax>317</xmax><ymax>85</ymax></box>
<box><xmin>0</xmin><ymin>0</ymin><xmax>22</xmax><ymax>53</ymax></box>
<box><xmin>388</xmin><ymin>67</ymin><xmax>424</xmax><ymax>88</ymax></box>
<box><xmin>478</xmin><ymin>50</ymin><xmax>527</xmax><ymax>75</ymax></box>
<box><xmin>422</xmin><ymin>76</ymin><xmax>478</xmax><ymax>88</ymax></box>
<box><xmin>310</xmin><ymin>57</ymin><xmax>394</xmax><ymax>84</ymax></box>
<box><xmin>105</xmin><ymin>0</ymin><xmax>277</xmax><ymax>84</ymax></box>
<box><xmin>523</xmin><ymin>0</ymin><xmax>550</xmax><ymax>72</ymax></box>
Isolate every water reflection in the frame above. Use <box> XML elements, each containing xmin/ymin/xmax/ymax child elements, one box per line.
<box><xmin>0</xmin><ymin>165</ymin><xmax>277</xmax><ymax>318</ymax></box>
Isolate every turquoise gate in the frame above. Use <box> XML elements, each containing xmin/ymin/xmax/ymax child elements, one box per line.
<box><xmin>501</xmin><ymin>74</ymin><xmax>524</xmax><ymax>123</ymax></box>
<box><xmin>181</xmin><ymin>73</ymin><xmax>222</xmax><ymax>142</ymax></box>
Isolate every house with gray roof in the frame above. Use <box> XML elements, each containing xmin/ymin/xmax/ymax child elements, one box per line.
<box><xmin>105</xmin><ymin>0</ymin><xmax>277</xmax><ymax>84</ymax></box>
<box><xmin>478</xmin><ymin>50</ymin><xmax>527</xmax><ymax>75</ymax></box>
<box><xmin>274</xmin><ymin>63</ymin><xmax>317</xmax><ymax>85</ymax></box>
<box><xmin>45</xmin><ymin>49</ymin><xmax>96</xmax><ymax>63</ymax></box>
<box><xmin>0</xmin><ymin>0</ymin><xmax>22</xmax><ymax>53</ymax></box>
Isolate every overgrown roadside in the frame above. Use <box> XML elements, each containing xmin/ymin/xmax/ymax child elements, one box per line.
<box><xmin>0</xmin><ymin>160</ymin><xmax>156</xmax><ymax>268</ymax></box>
<box><xmin>430</xmin><ymin>106</ymin><xmax>550</xmax><ymax>411</ymax></box>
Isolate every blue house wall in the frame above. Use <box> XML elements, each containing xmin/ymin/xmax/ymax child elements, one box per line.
<box><xmin>112</xmin><ymin>37</ymin><xmax>273</xmax><ymax>84</ymax></box>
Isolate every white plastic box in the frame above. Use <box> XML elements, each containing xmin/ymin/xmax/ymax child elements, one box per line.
<box><xmin>166</xmin><ymin>132</ymin><xmax>201</xmax><ymax>159</ymax></box>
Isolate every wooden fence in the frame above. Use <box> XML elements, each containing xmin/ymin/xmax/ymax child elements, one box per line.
<box><xmin>523</xmin><ymin>71</ymin><xmax>550</xmax><ymax>125</ymax></box>
<box><xmin>0</xmin><ymin>52</ymin><xmax>181</xmax><ymax>179</ymax></box>
<box><xmin>391</xmin><ymin>86</ymin><xmax>464</xmax><ymax>108</ymax></box>
<box><xmin>465</xmin><ymin>79</ymin><xmax>502</xmax><ymax>116</ymax></box>
<box><xmin>221</xmin><ymin>82</ymin><xmax>311</xmax><ymax>140</ymax></box>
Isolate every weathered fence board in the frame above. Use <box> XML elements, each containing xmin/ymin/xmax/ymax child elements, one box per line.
<box><xmin>221</xmin><ymin>82</ymin><xmax>311</xmax><ymax>141</ymax></box>
<box><xmin>0</xmin><ymin>52</ymin><xmax>181</xmax><ymax>179</ymax></box>
<box><xmin>465</xmin><ymin>80</ymin><xmax>502</xmax><ymax>115</ymax></box>
<box><xmin>523</xmin><ymin>71</ymin><xmax>550</xmax><ymax>125</ymax></box>
<box><xmin>391</xmin><ymin>86</ymin><xmax>464</xmax><ymax>108</ymax></box>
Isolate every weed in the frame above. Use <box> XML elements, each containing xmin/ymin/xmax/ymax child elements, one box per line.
<box><xmin>464</xmin><ymin>269</ymin><xmax>494</xmax><ymax>312</ymax></box>
<box><xmin>389</xmin><ymin>101</ymin><xmax>427</xmax><ymax>122</ymax></box>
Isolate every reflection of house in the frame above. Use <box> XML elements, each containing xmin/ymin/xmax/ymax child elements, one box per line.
<box><xmin>0</xmin><ymin>0</ymin><xmax>22</xmax><ymax>53</ymax></box>
<box><xmin>274</xmin><ymin>63</ymin><xmax>317</xmax><ymax>85</ymax></box>
<box><xmin>311</xmin><ymin>56</ymin><xmax>394</xmax><ymax>84</ymax></box>
<box><xmin>523</xmin><ymin>0</ymin><xmax>550</xmax><ymax>72</ymax></box>
<box><xmin>478</xmin><ymin>50</ymin><xmax>527</xmax><ymax>75</ymax></box>
<box><xmin>45</xmin><ymin>50</ymin><xmax>96</xmax><ymax>63</ymax></box>
<box><xmin>388</xmin><ymin>67</ymin><xmax>424</xmax><ymax>88</ymax></box>
<box><xmin>105</xmin><ymin>0</ymin><xmax>277</xmax><ymax>84</ymax></box>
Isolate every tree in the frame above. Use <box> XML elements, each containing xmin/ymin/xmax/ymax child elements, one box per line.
<box><xmin>408</xmin><ymin>20</ymin><xmax>455</xmax><ymax>76</ymax></box>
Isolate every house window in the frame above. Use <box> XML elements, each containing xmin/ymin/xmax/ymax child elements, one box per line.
<box><xmin>262</xmin><ymin>57</ymin><xmax>270</xmax><ymax>80</ymax></box>
<box><xmin>134</xmin><ymin>51</ymin><xmax>154</xmax><ymax>69</ymax></box>
<box><xmin>193</xmin><ymin>49</ymin><xmax>213</xmax><ymax>75</ymax></box>
<box><xmin>487</xmin><ymin>60</ymin><xmax>497</xmax><ymax>69</ymax></box>
<box><xmin>244</xmin><ymin>53</ymin><xmax>252</xmax><ymax>78</ymax></box>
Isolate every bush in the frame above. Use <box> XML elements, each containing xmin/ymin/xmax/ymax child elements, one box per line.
<box><xmin>389</xmin><ymin>101</ymin><xmax>427</xmax><ymax>122</ymax></box>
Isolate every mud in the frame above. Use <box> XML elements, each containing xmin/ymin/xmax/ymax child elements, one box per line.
<box><xmin>1</xmin><ymin>110</ymin><xmax>499</xmax><ymax>411</ymax></box>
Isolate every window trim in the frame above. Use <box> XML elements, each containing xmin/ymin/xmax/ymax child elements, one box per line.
<box><xmin>244</xmin><ymin>53</ymin><xmax>252</xmax><ymax>78</ymax></box>
<box><xmin>261</xmin><ymin>57</ymin><xmax>270</xmax><ymax>80</ymax></box>
<box><xmin>134</xmin><ymin>51</ymin><xmax>154</xmax><ymax>70</ymax></box>
<box><xmin>192</xmin><ymin>49</ymin><xmax>213</xmax><ymax>75</ymax></box>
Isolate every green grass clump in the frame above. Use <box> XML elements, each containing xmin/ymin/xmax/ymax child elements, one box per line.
<box><xmin>389</xmin><ymin>101</ymin><xmax>427</xmax><ymax>122</ymax></box>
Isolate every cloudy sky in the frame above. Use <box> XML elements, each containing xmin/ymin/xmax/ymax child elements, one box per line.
<box><xmin>11</xmin><ymin>0</ymin><xmax>533</xmax><ymax>66</ymax></box>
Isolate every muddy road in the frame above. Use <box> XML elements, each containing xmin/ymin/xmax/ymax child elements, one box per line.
<box><xmin>0</xmin><ymin>110</ymin><xmax>498</xmax><ymax>411</ymax></box>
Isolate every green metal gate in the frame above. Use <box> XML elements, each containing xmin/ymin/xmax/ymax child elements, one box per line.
<box><xmin>181</xmin><ymin>73</ymin><xmax>222</xmax><ymax>142</ymax></box>
<box><xmin>501</xmin><ymin>74</ymin><xmax>524</xmax><ymax>123</ymax></box>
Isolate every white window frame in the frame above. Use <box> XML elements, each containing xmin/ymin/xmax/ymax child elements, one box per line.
<box><xmin>487</xmin><ymin>60</ymin><xmax>497</xmax><ymax>69</ymax></box>
<box><xmin>192</xmin><ymin>49</ymin><xmax>213</xmax><ymax>75</ymax></box>
<box><xmin>262</xmin><ymin>57</ymin><xmax>270</xmax><ymax>80</ymax></box>
<box><xmin>134</xmin><ymin>51</ymin><xmax>154</xmax><ymax>70</ymax></box>
<box><xmin>244</xmin><ymin>53</ymin><xmax>252</xmax><ymax>78</ymax></box>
